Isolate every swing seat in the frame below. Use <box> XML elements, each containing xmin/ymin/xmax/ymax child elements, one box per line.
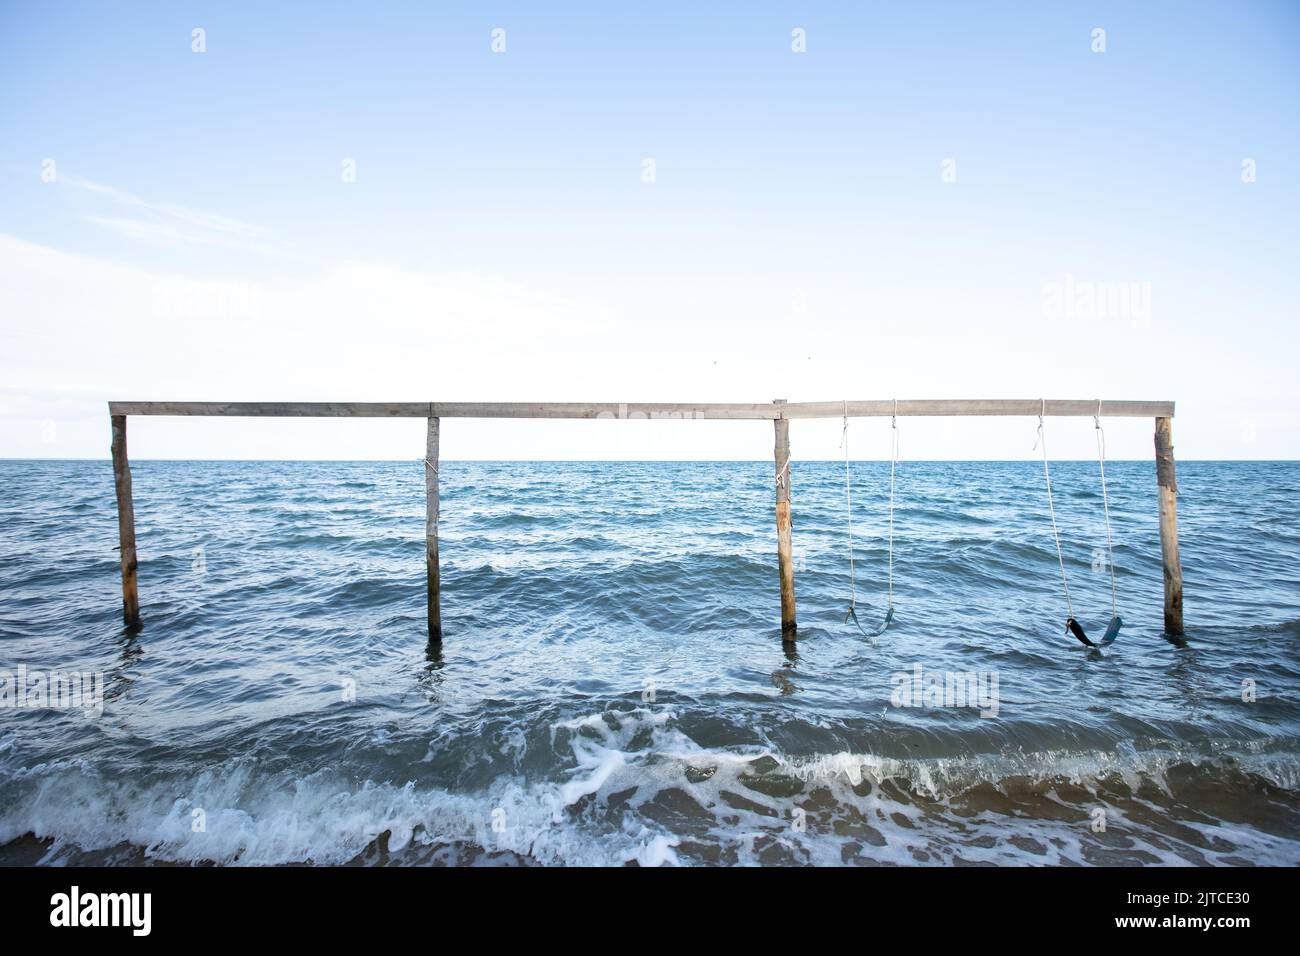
<box><xmin>1066</xmin><ymin>614</ymin><xmax>1122</xmax><ymax>648</ymax></box>
<box><xmin>1099</xmin><ymin>615</ymin><xmax>1122</xmax><ymax>646</ymax></box>
<box><xmin>1066</xmin><ymin>616</ymin><xmax>1092</xmax><ymax>646</ymax></box>
<box><xmin>847</xmin><ymin>604</ymin><xmax>893</xmax><ymax>638</ymax></box>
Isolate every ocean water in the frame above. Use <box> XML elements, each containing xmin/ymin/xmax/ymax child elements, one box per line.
<box><xmin>1</xmin><ymin>458</ymin><xmax>1298</xmax><ymax>867</ymax></box>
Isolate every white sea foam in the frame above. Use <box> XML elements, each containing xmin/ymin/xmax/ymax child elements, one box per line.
<box><xmin>3</xmin><ymin>708</ymin><xmax>1297</xmax><ymax>867</ymax></box>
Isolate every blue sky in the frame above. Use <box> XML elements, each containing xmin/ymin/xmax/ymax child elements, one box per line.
<box><xmin>1</xmin><ymin>1</ymin><xmax>1297</xmax><ymax>459</ymax></box>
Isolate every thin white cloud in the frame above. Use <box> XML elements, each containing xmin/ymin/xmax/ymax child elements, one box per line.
<box><xmin>65</xmin><ymin>174</ymin><xmax>286</xmax><ymax>257</ymax></box>
<box><xmin>84</xmin><ymin>215</ymin><xmax>284</xmax><ymax>257</ymax></box>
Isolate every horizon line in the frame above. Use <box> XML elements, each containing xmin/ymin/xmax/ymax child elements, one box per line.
<box><xmin>3</xmin><ymin>457</ymin><xmax>1293</xmax><ymax>465</ymax></box>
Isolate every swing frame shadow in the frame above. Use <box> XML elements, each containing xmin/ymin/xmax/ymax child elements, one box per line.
<box><xmin>107</xmin><ymin>398</ymin><xmax>1182</xmax><ymax>641</ymax></box>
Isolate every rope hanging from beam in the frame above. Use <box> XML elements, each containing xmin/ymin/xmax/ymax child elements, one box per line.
<box><xmin>841</xmin><ymin>399</ymin><xmax>896</xmax><ymax>639</ymax></box>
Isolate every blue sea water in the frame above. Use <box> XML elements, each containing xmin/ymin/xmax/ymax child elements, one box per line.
<box><xmin>1</xmin><ymin>458</ymin><xmax>1298</xmax><ymax>866</ymax></box>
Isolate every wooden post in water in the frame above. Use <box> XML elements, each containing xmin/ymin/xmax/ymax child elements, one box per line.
<box><xmin>773</xmin><ymin>400</ymin><xmax>797</xmax><ymax>640</ymax></box>
<box><xmin>1154</xmin><ymin>416</ymin><xmax>1183</xmax><ymax>635</ymax></box>
<box><xmin>426</xmin><ymin>416</ymin><xmax>442</xmax><ymax>640</ymax></box>
<box><xmin>110</xmin><ymin>414</ymin><xmax>141</xmax><ymax>627</ymax></box>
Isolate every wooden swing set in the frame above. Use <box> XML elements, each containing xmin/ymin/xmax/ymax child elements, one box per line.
<box><xmin>107</xmin><ymin>398</ymin><xmax>1183</xmax><ymax>642</ymax></box>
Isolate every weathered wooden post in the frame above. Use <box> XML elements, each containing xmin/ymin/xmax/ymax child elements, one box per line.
<box><xmin>773</xmin><ymin>400</ymin><xmax>797</xmax><ymax>640</ymax></box>
<box><xmin>110</xmin><ymin>414</ymin><xmax>141</xmax><ymax>627</ymax></box>
<box><xmin>426</xmin><ymin>415</ymin><xmax>442</xmax><ymax>640</ymax></box>
<box><xmin>1154</xmin><ymin>416</ymin><xmax>1183</xmax><ymax>635</ymax></box>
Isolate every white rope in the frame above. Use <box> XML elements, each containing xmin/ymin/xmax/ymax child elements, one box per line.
<box><xmin>1095</xmin><ymin>400</ymin><xmax>1118</xmax><ymax>616</ymax></box>
<box><xmin>842</xmin><ymin>400</ymin><xmax>898</xmax><ymax>613</ymax></box>
<box><xmin>887</xmin><ymin>399</ymin><xmax>897</xmax><ymax>609</ymax></box>
<box><xmin>841</xmin><ymin>400</ymin><xmax>856</xmax><ymax>610</ymax></box>
<box><xmin>1035</xmin><ymin>399</ymin><xmax>1073</xmax><ymax>618</ymax></box>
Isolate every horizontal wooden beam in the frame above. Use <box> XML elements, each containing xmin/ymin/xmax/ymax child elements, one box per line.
<box><xmin>107</xmin><ymin>402</ymin><xmax>431</xmax><ymax>418</ymax></box>
<box><xmin>107</xmin><ymin>399</ymin><xmax>1175</xmax><ymax>420</ymax></box>
<box><xmin>777</xmin><ymin>399</ymin><xmax>1175</xmax><ymax>419</ymax></box>
<box><xmin>432</xmin><ymin>402</ymin><xmax>778</xmax><ymax>420</ymax></box>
